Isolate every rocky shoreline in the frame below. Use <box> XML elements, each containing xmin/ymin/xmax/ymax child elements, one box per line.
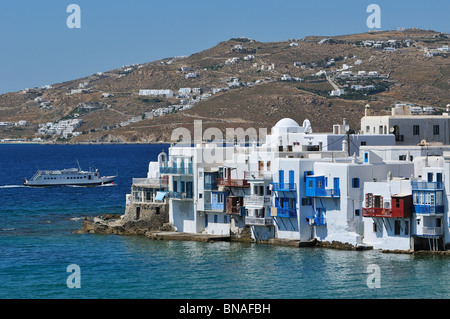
<box><xmin>73</xmin><ymin>213</ymin><xmax>450</xmax><ymax>256</ymax></box>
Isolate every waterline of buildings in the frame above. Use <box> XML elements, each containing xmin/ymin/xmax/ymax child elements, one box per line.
<box><xmin>120</xmin><ymin>103</ymin><xmax>450</xmax><ymax>253</ymax></box>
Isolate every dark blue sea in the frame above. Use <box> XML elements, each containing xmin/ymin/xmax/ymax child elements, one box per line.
<box><xmin>1</xmin><ymin>144</ymin><xmax>450</xmax><ymax>299</ymax></box>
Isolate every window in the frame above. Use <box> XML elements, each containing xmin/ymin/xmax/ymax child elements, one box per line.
<box><xmin>214</xmin><ymin>215</ymin><xmax>218</xmax><ymax>223</ymax></box>
<box><xmin>399</xmin><ymin>155</ymin><xmax>407</xmax><ymax>161</ymax></box>
<box><xmin>352</xmin><ymin>178</ymin><xmax>360</xmax><ymax>188</ymax></box>
<box><xmin>217</xmin><ymin>193</ymin><xmax>224</xmax><ymax>204</ymax></box>
<box><xmin>394</xmin><ymin>220</ymin><xmax>401</xmax><ymax>235</ymax></box>
<box><xmin>224</xmin><ymin>215</ymin><xmax>228</xmax><ymax>224</ymax></box>
<box><xmin>308</xmin><ymin>180</ymin><xmax>313</xmax><ymax>188</ymax></box>
<box><xmin>413</xmin><ymin>125</ymin><xmax>420</xmax><ymax>135</ymax></box>
<box><xmin>302</xmin><ymin>198</ymin><xmax>312</xmax><ymax>206</ymax></box>
<box><xmin>373</xmin><ymin>222</ymin><xmax>377</xmax><ymax>232</ymax></box>
<box><xmin>405</xmin><ymin>220</ymin><xmax>409</xmax><ymax>235</ymax></box>
<box><xmin>360</xmin><ymin>141</ymin><xmax>367</xmax><ymax>146</ymax></box>
<box><xmin>395</xmin><ymin>198</ymin><xmax>400</xmax><ymax>208</ymax></box>
<box><xmin>355</xmin><ymin>209</ymin><xmax>360</xmax><ymax>216</ymax></box>
<box><xmin>433</xmin><ymin>125</ymin><xmax>440</xmax><ymax>135</ymax></box>
<box><xmin>364</xmin><ymin>152</ymin><xmax>369</xmax><ymax>163</ymax></box>
<box><xmin>317</xmin><ymin>181</ymin><xmax>323</xmax><ymax>189</ymax></box>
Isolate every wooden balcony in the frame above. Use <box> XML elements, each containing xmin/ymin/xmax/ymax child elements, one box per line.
<box><xmin>216</xmin><ymin>178</ymin><xmax>249</xmax><ymax>187</ymax></box>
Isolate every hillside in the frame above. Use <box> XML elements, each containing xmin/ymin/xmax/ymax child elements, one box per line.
<box><xmin>0</xmin><ymin>28</ymin><xmax>449</xmax><ymax>143</ymax></box>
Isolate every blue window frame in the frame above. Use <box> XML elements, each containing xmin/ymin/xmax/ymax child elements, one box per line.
<box><xmin>352</xmin><ymin>178</ymin><xmax>360</xmax><ymax>188</ymax></box>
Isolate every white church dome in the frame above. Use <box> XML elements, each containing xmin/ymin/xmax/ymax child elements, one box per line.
<box><xmin>273</xmin><ymin>118</ymin><xmax>300</xmax><ymax>128</ymax></box>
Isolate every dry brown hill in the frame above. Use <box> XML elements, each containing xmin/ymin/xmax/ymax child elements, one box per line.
<box><xmin>0</xmin><ymin>29</ymin><xmax>449</xmax><ymax>143</ymax></box>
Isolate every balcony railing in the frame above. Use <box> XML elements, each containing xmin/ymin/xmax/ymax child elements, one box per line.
<box><xmin>415</xmin><ymin>227</ymin><xmax>443</xmax><ymax>237</ymax></box>
<box><xmin>160</xmin><ymin>165</ymin><xmax>193</xmax><ymax>175</ymax></box>
<box><xmin>411</xmin><ymin>181</ymin><xmax>444</xmax><ymax>190</ymax></box>
<box><xmin>245</xmin><ymin>217</ymin><xmax>273</xmax><ymax>226</ymax></box>
<box><xmin>244</xmin><ymin>195</ymin><xmax>270</xmax><ymax>207</ymax></box>
<box><xmin>270</xmin><ymin>182</ymin><xmax>296</xmax><ymax>192</ymax></box>
<box><xmin>362</xmin><ymin>207</ymin><xmax>393</xmax><ymax>218</ymax></box>
<box><xmin>132</xmin><ymin>177</ymin><xmax>168</xmax><ymax>187</ymax></box>
<box><xmin>244</xmin><ymin>170</ymin><xmax>272</xmax><ymax>180</ymax></box>
<box><xmin>312</xmin><ymin>216</ymin><xmax>327</xmax><ymax>226</ymax></box>
<box><xmin>269</xmin><ymin>206</ymin><xmax>297</xmax><ymax>218</ymax></box>
<box><xmin>168</xmin><ymin>191</ymin><xmax>193</xmax><ymax>200</ymax></box>
<box><xmin>226</xmin><ymin>205</ymin><xmax>246</xmax><ymax>216</ymax></box>
<box><xmin>413</xmin><ymin>205</ymin><xmax>445</xmax><ymax>215</ymax></box>
<box><xmin>216</xmin><ymin>178</ymin><xmax>249</xmax><ymax>187</ymax></box>
<box><xmin>306</xmin><ymin>187</ymin><xmax>340</xmax><ymax>198</ymax></box>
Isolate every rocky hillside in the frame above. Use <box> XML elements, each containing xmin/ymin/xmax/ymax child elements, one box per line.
<box><xmin>0</xmin><ymin>28</ymin><xmax>449</xmax><ymax>143</ymax></box>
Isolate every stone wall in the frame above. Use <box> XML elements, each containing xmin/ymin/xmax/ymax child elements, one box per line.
<box><xmin>75</xmin><ymin>201</ymin><xmax>170</xmax><ymax>236</ymax></box>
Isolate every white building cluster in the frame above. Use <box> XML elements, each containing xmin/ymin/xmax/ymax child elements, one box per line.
<box><xmin>126</xmin><ymin>103</ymin><xmax>450</xmax><ymax>252</ymax></box>
<box><xmin>37</xmin><ymin>119</ymin><xmax>83</xmax><ymax>138</ymax></box>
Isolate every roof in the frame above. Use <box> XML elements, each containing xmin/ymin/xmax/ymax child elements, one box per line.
<box><xmin>273</xmin><ymin>118</ymin><xmax>300</xmax><ymax>128</ymax></box>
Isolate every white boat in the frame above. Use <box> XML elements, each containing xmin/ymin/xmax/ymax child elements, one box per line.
<box><xmin>23</xmin><ymin>162</ymin><xmax>117</xmax><ymax>187</ymax></box>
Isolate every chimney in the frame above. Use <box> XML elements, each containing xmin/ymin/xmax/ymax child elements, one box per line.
<box><xmin>365</xmin><ymin>104</ymin><xmax>371</xmax><ymax>116</ymax></box>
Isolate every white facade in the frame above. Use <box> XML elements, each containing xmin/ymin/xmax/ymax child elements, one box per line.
<box><xmin>139</xmin><ymin>89</ymin><xmax>174</xmax><ymax>98</ymax></box>
<box><xmin>133</xmin><ymin>114</ymin><xmax>450</xmax><ymax>251</ymax></box>
<box><xmin>361</xmin><ymin>103</ymin><xmax>450</xmax><ymax>145</ymax></box>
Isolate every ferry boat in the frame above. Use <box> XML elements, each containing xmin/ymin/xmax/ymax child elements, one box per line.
<box><xmin>23</xmin><ymin>163</ymin><xmax>117</xmax><ymax>187</ymax></box>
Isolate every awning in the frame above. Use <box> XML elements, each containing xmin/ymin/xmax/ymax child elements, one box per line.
<box><xmin>155</xmin><ymin>191</ymin><xmax>168</xmax><ymax>201</ymax></box>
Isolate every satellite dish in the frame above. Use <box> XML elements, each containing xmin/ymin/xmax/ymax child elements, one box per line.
<box><xmin>389</xmin><ymin>127</ymin><xmax>395</xmax><ymax>133</ymax></box>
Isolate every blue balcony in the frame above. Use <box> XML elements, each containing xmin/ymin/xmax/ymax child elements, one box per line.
<box><xmin>269</xmin><ymin>206</ymin><xmax>297</xmax><ymax>218</ymax></box>
<box><xmin>270</xmin><ymin>182</ymin><xmax>296</xmax><ymax>192</ymax></box>
<box><xmin>160</xmin><ymin>164</ymin><xmax>193</xmax><ymax>175</ymax></box>
<box><xmin>411</xmin><ymin>181</ymin><xmax>444</xmax><ymax>190</ymax></box>
<box><xmin>305</xmin><ymin>176</ymin><xmax>340</xmax><ymax>198</ymax></box>
<box><xmin>168</xmin><ymin>191</ymin><xmax>193</xmax><ymax>200</ymax></box>
<box><xmin>414</xmin><ymin>205</ymin><xmax>444</xmax><ymax>215</ymax></box>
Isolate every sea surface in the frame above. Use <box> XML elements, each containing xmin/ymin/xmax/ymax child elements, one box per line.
<box><xmin>1</xmin><ymin>143</ymin><xmax>450</xmax><ymax>299</ymax></box>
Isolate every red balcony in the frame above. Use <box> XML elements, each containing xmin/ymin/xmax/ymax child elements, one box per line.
<box><xmin>216</xmin><ymin>178</ymin><xmax>249</xmax><ymax>187</ymax></box>
<box><xmin>362</xmin><ymin>207</ymin><xmax>394</xmax><ymax>218</ymax></box>
<box><xmin>363</xmin><ymin>195</ymin><xmax>412</xmax><ymax>218</ymax></box>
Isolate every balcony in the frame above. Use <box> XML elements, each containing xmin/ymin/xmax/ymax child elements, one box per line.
<box><xmin>203</xmin><ymin>202</ymin><xmax>225</xmax><ymax>212</ymax></box>
<box><xmin>226</xmin><ymin>205</ymin><xmax>246</xmax><ymax>216</ymax></box>
<box><xmin>132</xmin><ymin>177</ymin><xmax>168</xmax><ymax>187</ymax></box>
<box><xmin>270</xmin><ymin>182</ymin><xmax>296</xmax><ymax>192</ymax></box>
<box><xmin>168</xmin><ymin>191</ymin><xmax>193</xmax><ymax>200</ymax></box>
<box><xmin>362</xmin><ymin>207</ymin><xmax>394</xmax><ymax>218</ymax></box>
<box><xmin>216</xmin><ymin>178</ymin><xmax>249</xmax><ymax>188</ymax></box>
<box><xmin>415</xmin><ymin>226</ymin><xmax>443</xmax><ymax>237</ymax></box>
<box><xmin>244</xmin><ymin>170</ymin><xmax>272</xmax><ymax>181</ymax></box>
<box><xmin>269</xmin><ymin>206</ymin><xmax>297</xmax><ymax>218</ymax></box>
<box><xmin>411</xmin><ymin>181</ymin><xmax>444</xmax><ymax>190</ymax></box>
<box><xmin>414</xmin><ymin>205</ymin><xmax>444</xmax><ymax>215</ymax></box>
<box><xmin>160</xmin><ymin>165</ymin><xmax>193</xmax><ymax>175</ymax></box>
<box><xmin>306</xmin><ymin>188</ymin><xmax>340</xmax><ymax>198</ymax></box>
<box><xmin>245</xmin><ymin>216</ymin><xmax>273</xmax><ymax>226</ymax></box>
<box><xmin>244</xmin><ymin>195</ymin><xmax>270</xmax><ymax>208</ymax></box>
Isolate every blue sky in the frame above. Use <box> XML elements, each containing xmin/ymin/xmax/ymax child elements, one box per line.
<box><xmin>0</xmin><ymin>0</ymin><xmax>448</xmax><ymax>94</ymax></box>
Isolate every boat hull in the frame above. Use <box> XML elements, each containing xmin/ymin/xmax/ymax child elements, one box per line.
<box><xmin>23</xmin><ymin>176</ymin><xmax>116</xmax><ymax>187</ymax></box>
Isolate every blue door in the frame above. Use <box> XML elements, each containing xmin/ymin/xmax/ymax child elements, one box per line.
<box><xmin>289</xmin><ymin>170</ymin><xmax>295</xmax><ymax>188</ymax></box>
<box><xmin>279</xmin><ymin>170</ymin><xmax>284</xmax><ymax>187</ymax></box>
<box><xmin>205</xmin><ymin>214</ymin><xmax>208</xmax><ymax>227</ymax></box>
<box><xmin>333</xmin><ymin>177</ymin><xmax>340</xmax><ymax>195</ymax></box>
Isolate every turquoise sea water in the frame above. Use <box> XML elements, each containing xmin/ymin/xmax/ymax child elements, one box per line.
<box><xmin>1</xmin><ymin>144</ymin><xmax>450</xmax><ymax>299</ymax></box>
